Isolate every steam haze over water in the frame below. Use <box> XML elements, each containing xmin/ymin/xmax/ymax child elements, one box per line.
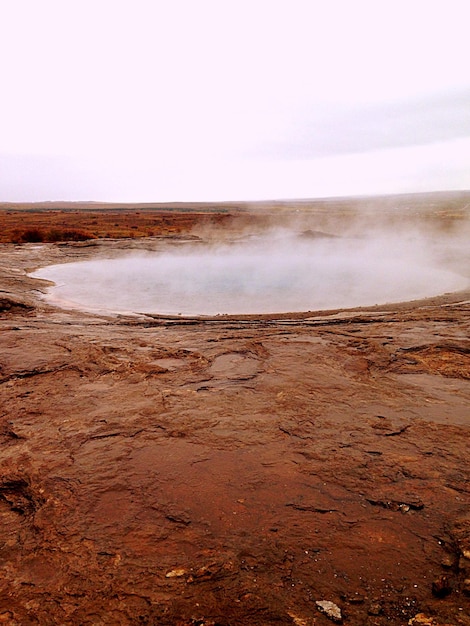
<box><xmin>32</xmin><ymin>230</ymin><xmax>470</xmax><ymax>316</ymax></box>
<box><xmin>1</xmin><ymin>0</ymin><xmax>470</xmax><ymax>202</ymax></box>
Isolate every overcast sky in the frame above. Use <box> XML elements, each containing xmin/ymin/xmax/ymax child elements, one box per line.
<box><xmin>1</xmin><ymin>0</ymin><xmax>469</xmax><ymax>202</ymax></box>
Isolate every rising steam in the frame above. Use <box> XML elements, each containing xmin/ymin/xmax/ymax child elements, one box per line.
<box><xmin>32</xmin><ymin>223</ymin><xmax>469</xmax><ymax>316</ymax></box>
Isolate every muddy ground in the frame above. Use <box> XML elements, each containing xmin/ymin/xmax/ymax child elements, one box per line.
<box><xmin>0</xmin><ymin>203</ymin><xmax>470</xmax><ymax>625</ymax></box>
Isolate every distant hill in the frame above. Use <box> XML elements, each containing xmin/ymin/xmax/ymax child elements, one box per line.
<box><xmin>1</xmin><ymin>190</ymin><xmax>469</xmax><ymax>213</ymax></box>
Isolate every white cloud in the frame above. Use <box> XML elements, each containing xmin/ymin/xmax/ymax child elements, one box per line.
<box><xmin>1</xmin><ymin>0</ymin><xmax>469</xmax><ymax>200</ymax></box>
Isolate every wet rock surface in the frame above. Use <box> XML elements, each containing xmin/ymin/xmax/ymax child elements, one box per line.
<box><xmin>0</xmin><ymin>234</ymin><xmax>470</xmax><ymax>625</ymax></box>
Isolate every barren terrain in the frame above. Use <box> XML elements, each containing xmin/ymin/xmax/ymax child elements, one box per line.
<box><xmin>1</xmin><ymin>194</ymin><xmax>470</xmax><ymax>625</ymax></box>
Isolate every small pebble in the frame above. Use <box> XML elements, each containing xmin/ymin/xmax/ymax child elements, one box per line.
<box><xmin>315</xmin><ymin>600</ymin><xmax>342</xmax><ymax>623</ymax></box>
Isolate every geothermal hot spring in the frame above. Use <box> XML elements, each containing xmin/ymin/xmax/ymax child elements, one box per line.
<box><xmin>32</xmin><ymin>230</ymin><xmax>468</xmax><ymax>316</ymax></box>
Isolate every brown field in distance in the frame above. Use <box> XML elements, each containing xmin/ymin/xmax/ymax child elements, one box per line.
<box><xmin>0</xmin><ymin>208</ymin><xmax>233</xmax><ymax>243</ymax></box>
<box><xmin>1</xmin><ymin>190</ymin><xmax>469</xmax><ymax>243</ymax></box>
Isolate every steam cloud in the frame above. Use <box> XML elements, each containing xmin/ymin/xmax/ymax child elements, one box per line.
<box><xmin>32</xmin><ymin>224</ymin><xmax>469</xmax><ymax>316</ymax></box>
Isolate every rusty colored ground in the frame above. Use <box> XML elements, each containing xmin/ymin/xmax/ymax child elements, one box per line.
<box><xmin>0</xmin><ymin>199</ymin><xmax>470</xmax><ymax>625</ymax></box>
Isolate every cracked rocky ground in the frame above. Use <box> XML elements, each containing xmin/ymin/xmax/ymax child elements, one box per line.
<box><xmin>0</xmin><ymin>204</ymin><xmax>469</xmax><ymax>625</ymax></box>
